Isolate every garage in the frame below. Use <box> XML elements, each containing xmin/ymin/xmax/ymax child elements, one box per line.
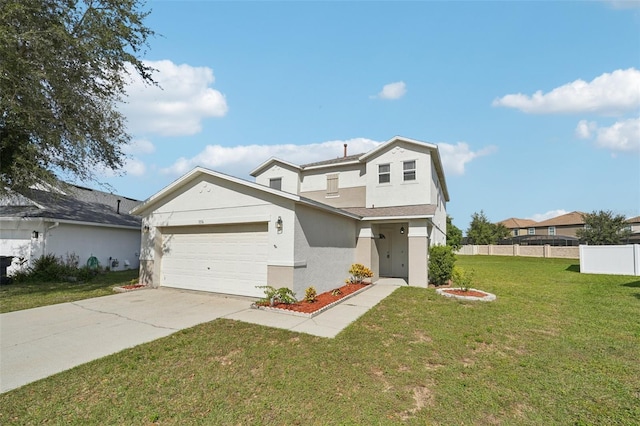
<box><xmin>160</xmin><ymin>222</ymin><xmax>268</xmax><ymax>297</ymax></box>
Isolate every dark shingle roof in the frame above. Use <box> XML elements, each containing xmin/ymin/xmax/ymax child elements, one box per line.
<box><xmin>300</xmin><ymin>153</ymin><xmax>365</xmax><ymax>168</ymax></box>
<box><xmin>343</xmin><ymin>204</ymin><xmax>437</xmax><ymax>218</ymax></box>
<box><xmin>0</xmin><ymin>187</ymin><xmax>141</xmax><ymax>228</ymax></box>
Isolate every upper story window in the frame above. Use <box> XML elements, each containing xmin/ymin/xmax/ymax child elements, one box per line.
<box><xmin>269</xmin><ymin>178</ymin><xmax>282</xmax><ymax>191</ymax></box>
<box><xmin>378</xmin><ymin>164</ymin><xmax>390</xmax><ymax>184</ymax></box>
<box><xmin>326</xmin><ymin>174</ymin><xmax>338</xmax><ymax>195</ymax></box>
<box><xmin>548</xmin><ymin>226</ymin><xmax>556</xmax><ymax>236</ymax></box>
<box><xmin>403</xmin><ymin>160</ymin><xmax>416</xmax><ymax>181</ymax></box>
<box><xmin>528</xmin><ymin>228</ymin><xmax>535</xmax><ymax>235</ymax></box>
<box><xmin>514</xmin><ymin>229</ymin><xmax>519</xmax><ymax>236</ymax></box>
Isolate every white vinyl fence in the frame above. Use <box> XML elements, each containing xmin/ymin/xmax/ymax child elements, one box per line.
<box><xmin>579</xmin><ymin>244</ymin><xmax>640</xmax><ymax>276</ymax></box>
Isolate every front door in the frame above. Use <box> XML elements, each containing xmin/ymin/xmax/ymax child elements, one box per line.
<box><xmin>378</xmin><ymin>227</ymin><xmax>393</xmax><ymax>277</ymax></box>
<box><xmin>378</xmin><ymin>224</ymin><xmax>408</xmax><ymax>278</ymax></box>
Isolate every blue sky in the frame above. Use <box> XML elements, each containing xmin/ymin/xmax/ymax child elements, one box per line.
<box><xmin>100</xmin><ymin>0</ymin><xmax>640</xmax><ymax>231</ymax></box>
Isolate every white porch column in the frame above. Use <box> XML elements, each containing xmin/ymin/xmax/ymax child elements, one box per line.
<box><xmin>408</xmin><ymin>219</ymin><xmax>429</xmax><ymax>287</ymax></box>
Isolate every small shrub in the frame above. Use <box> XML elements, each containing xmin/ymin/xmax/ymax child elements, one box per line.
<box><xmin>452</xmin><ymin>266</ymin><xmax>474</xmax><ymax>292</ymax></box>
<box><xmin>304</xmin><ymin>286</ymin><xmax>317</xmax><ymax>303</ymax></box>
<box><xmin>331</xmin><ymin>288</ymin><xmax>342</xmax><ymax>296</ymax></box>
<box><xmin>29</xmin><ymin>254</ymin><xmax>74</xmax><ymax>282</ymax></box>
<box><xmin>347</xmin><ymin>263</ymin><xmax>374</xmax><ymax>284</ymax></box>
<box><xmin>429</xmin><ymin>245</ymin><xmax>456</xmax><ymax>286</ymax></box>
<box><xmin>256</xmin><ymin>285</ymin><xmax>297</xmax><ymax>306</ymax></box>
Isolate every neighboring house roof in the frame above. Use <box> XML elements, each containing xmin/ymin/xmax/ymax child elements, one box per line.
<box><xmin>66</xmin><ymin>185</ymin><xmax>141</xmax><ymax>214</ymax></box>
<box><xmin>498</xmin><ymin>218</ymin><xmax>538</xmax><ymax>228</ymax></box>
<box><xmin>535</xmin><ymin>211</ymin><xmax>586</xmax><ymax>227</ymax></box>
<box><xmin>0</xmin><ymin>186</ymin><xmax>141</xmax><ymax>229</ymax></box>
<box><xmin>343</xmin><ymin>204</ymin><xmax>436</xmax><ymax>219</ymax></box>
<box><xmin>626</xmin><ymin>215</ymin><xmax>640</xmax><ymax>224</ymax></box>
<box><xmin>131</xmin><ymin>167</ymin><xmax>361</xmax><ymax>220</ymax></box>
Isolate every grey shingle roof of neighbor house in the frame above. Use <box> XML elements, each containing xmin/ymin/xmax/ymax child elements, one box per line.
<box><xmin>0</xmin><ymin>185</ymin><xmax>142</xmax><ymax>228</ymax></box>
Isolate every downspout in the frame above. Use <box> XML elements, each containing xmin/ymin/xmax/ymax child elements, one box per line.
<box><xmin>42</xmin><ymin>221</ymin><xmax>60</xmax><ymax>257</ymax></box>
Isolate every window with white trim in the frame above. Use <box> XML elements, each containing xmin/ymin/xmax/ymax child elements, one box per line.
<box><xmin>378</xmin><ymin>164</ymin><xmax>390</xmax><ymax>184</ymax></box>
<box><xmin>269</xmin><ymin>178</ymin><xmax>282</xmax><ymax>190</ymax></box>
<box><xmin>514</xmin><ymin>229</ymin><xmax>519</xmax><ymax>236</ymax></box>
<box><xmin>403</xmin><ymin>160</ymin><xmax>416</xmax><ymax>181</ymax></box>
<box><xmin>326</xmin><ymin>174</ymin><xmax>338</xmax><ymax>195</ymax></box>
<box><xmin>548</xmin><ymin>226</ymin><xmax>556</xmax><ymax>236</ymax></box>
<box><xmin>528</xmin><ymin>228</ymin><xmax>535</xmax><ymax>235</ymax></box>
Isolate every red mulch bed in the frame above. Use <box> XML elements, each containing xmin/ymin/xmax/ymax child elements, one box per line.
<box><xmin>256</xmin><ymin>282</ymin><xmax>369</xmax><ymax>314</ymax></box>
<box><xmin>120</xmin><ymin>284</ymin><xmax>146</xmax><ymax>290</ymax></box>
<box><xmin>441</xmin><ymin>288</ymin><xmax>489</xmax><ymax>298</ymax></box>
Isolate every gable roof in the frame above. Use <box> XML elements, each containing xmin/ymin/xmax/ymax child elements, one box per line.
<box><xmin>360</xmin><ymin>136</ymin><xmax>450</xmax><ymax>202</ymax></box>
<box><xmin>498</xmin><ymin>218</ymin><xmax>538</xmax><ymax>229</ymax></box>
<box><xmin>534</xmin><ymin>211</ymin><xmax>586</xmax><ymax>227</ymax></box>
<box><xmin>249</xmin><ymin>157</ymin><xmax>302</xmax><ymax>177</ymax></box>
<box><xmin>250</xmin><ymin>136</ymin><xmax>450</xmax><ymax>202</ymax></box>
<box><xmin>0</xmin><ymin>187</ymin><xmax>141</xmax><ymax>228</ymax></box>
<box><xmin>131</xmin><ymin>167</ymin><xmax>361</xmax><ymax>220</ymax></box>
<box><xmin>343</xmin><ymin>204</ymin><xmax>436</xmax><ymax>219</ymax></box>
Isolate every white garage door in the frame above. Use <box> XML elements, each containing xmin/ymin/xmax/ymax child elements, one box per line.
<box><xmin>160</xmin><ymin>223</ymin><xmax>268</xmax><ymax>297</ymax></box>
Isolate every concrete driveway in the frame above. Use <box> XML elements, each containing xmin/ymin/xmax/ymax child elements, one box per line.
<box><xmin>0</xmin><ymin>282</ymin><xmax>400</xmax><ymax>393</ymax></box>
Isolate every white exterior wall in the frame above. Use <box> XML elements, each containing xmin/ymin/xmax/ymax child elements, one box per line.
<box><xmin>44</xmin><ymin>223</ymin><xmax>140</xmax><ymax>271</ymax></box>
<box><xmin>365</xmin><ymin>143</ymin><xmax>431</xmax><ymax>208</ymax></box>
<box><xmin>292</xmin><ymin>204</ymin><xmax>357</xmax><ymax>295</ymax></box>
<box><xmin>140</xmin><ymin>176</ymin><xmax>297</xmax><ymax>271</ymax></box>
<box><xmin>254</xmin><ymin>163</ymin><xmax>300</xmax><ymax>194</ymax></box>
<box><xmin>299</xmin><ymin>164</ymin><xmax>366</xmax><ymax>192</ymax></box>
<box><xmin>1</xmin><ymin>218</ymin><xmax>139</xmax><ymax>274</ymax></box>
<box><xmin>430</xmin><ymin>164</ymin><xmax>447</xmax><ymax>245</ymax></box>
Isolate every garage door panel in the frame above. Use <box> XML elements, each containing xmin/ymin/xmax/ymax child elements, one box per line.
<box><xmin>160</xmin><ymin>223</ymin><xmax>268</xmax><ymax>297</ymax></box>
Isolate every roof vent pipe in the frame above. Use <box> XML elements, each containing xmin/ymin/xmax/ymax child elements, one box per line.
<box><xmin>117</xmin><ymin>199</ymin><xmax>121</xmax><ymax>214</ymax></box>
<box><xmin>343</xmin><ymin>144</ymin><xmax>347</xmax><ymax>158</ymax></box>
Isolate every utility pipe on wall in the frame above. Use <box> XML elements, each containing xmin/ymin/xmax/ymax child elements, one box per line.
<box><xmin>42</xmin><ymin>221</ymin><xmax>60</xmax><ymax>258</ymax></box>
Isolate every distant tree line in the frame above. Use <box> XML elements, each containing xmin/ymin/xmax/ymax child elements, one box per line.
<box><xmin>446</xmin><ymin>209</ymin><xmax>631</xmax><ymax>247</ymax></box>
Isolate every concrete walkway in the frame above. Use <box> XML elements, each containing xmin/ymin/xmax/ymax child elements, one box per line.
<box><xmin>0</xmin><ymin>279</ymin><xmax>402</xmax><ymax>393</ymax></box>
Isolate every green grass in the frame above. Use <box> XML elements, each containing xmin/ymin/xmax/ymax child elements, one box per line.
<box><xmin>1</xmin><ymin>256</ymin><xmax>639</xmax><ymax>425</ymax></box>
<box><xmin>0</xmin><ymin>269</ymin><xmax>139</xmax><ymax>313</ymax></box>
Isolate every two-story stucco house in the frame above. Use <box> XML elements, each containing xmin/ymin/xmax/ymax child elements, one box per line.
<box><xmin>132</xmin><ymin>136</ymin><xmax>450</xmax><ymax>298</ymax></box>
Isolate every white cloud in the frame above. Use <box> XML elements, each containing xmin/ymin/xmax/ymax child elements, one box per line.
<box><xmin>122</xmin><ymin>138</ymin><xmax>155</xmax><ymax>155</ymax></box>
<box><xmin>576</xmin><ymin>117</ymin><xmax>640</xmax><ymax>153</ymax></box>
<box><xmin>95</xmin><ymin>157</ymin><xmax>146</xmax><ymax>178</ymax></box>
<box><xmin>161</xmin><ymin>138</ymin><xmax>382</xmax><ymax>176</ymax></box>
<box><xmin>527</xmin><ymin>209</ymin><xmax>569</xmax><ymax>222</ymax></box>
<box><xmin>575</xmin><ymin>120</ymin><xmax>597</xmax><ymax>139</ymax></box>
<box><xmin>120</xmin><ymin>59</ymin><xmax>228</xmax><ymax>137</ymax></box>
<box><xmin>374</xmin><ymin>81</ymin><xmax>407</xmax><ymax>100</ymax></box>
<box><xmin>593</xmin><ymin>117</ymin><xmax>640</xmax><ymax>152</ymax></box>
<box><xmin>123</xmin><ymin>158</ymin><xmax>146</xmax><ymax>176</ymax></box>
<box><xmin>437</xmin><ymin>142</ymin><xmax>497</xmax><ymax>176</ymax></box>
<box><xmin>161</xmin><ymin>138</ymin><xmax>495</xmax><ymax>178</ymax></box>
<box><xmin>606</xmin><ymin>0</ymin><xmax>640</xmax><ymax>9</ymax></box>
<box><xmin>492</xmin><ymin>68</ymin><xmax>640</xmax><ymax>115</ymax></box>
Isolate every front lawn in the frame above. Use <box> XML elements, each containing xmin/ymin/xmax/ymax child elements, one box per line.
<box><xmin>1</xmin><ymin>256</ymin><xmax>638</xmax><ymax>424</ymax></box>
<box><xmin>0</xmin><ymin>269</ymin><xmax>139</xmax><ymax>313</ymax></box>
